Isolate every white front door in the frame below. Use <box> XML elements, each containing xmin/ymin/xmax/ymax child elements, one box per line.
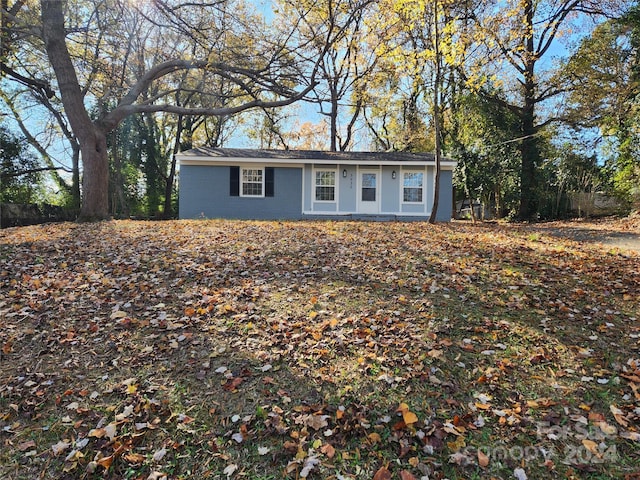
<box><xmin>358</xmin><ymin>170</ymin><xmax>379</xmax><ymax>214</ymax></box>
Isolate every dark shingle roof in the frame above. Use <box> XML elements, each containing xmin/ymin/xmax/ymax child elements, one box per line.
<box><xmin>179</xmin><ymin>147</ymin><xmax>446</xmax><ymax>163</ymax></box>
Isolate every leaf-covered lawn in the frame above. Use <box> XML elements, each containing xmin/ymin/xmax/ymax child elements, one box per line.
<box><xmin>1</xmin><ymin>219</ymin><xmax>639</xmax><ymax>480</ymax></box>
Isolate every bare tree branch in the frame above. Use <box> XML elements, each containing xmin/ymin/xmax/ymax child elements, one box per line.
<box><xmin>0</xmin><ymin>62</ymin><xmax>55</xmax><ymax>97</ymax></box>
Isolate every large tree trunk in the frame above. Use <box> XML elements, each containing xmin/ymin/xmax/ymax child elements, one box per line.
<box><xmin>163</xmin><ymin>115</ymin><xmax>184</xmax><ymax>219</ymax></box>
<box><xmin>71</xmin><ymin>143</ymin><xmax>81</xmax><ymax>210</ymax></box>
<box><xmin>142</xmin><ymin>113</ymin><xmax>161</xmax><ymax>217</ymax></box>
<box><xmin>516</xmin><ymin>0</ymin><xmax>539</xmax><ymax>221</ymax></box>
<box><xmin>41</xmin><ymin>0</ymin><xmax>110</xmax><ymax>221</ymax></box>
<box><xmin>518</xmin><ymin>104</ymin><xmax>538</xmax><ymax>220</ymax></box>
<box><xmin>329</xmin><ymin>83</ymin><xmax>338</xmax><ymax>152</ymax></box>
<box><xmin>428</xmin><ymin>0</ymin><xmax>442</xmax><ymax>224</ymax></box>
<box><xmin>79</xmin><ymin>129</ymin><xmax>110</xmax><ymax>220</ymax></box>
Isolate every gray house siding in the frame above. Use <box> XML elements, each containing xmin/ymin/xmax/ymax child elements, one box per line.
<box><xmin>381</xmin><ymin>166</ymin><xmax>400</xmax><ymax>213</ymax></box>
<box><xmin>178</xmin><ymin>148</ymin><xmax>456</xmax><ymax>221</ymax></box>
<box><xmin>302</xmin><ymin>167</ymin><xmax>312</xmax><ymax>212</ymax></box>
<box><xmin>338</xmin><ymin>166</ymin><xmax>357</xmax><ymax>212</ymax></box>
<box><xmin>179</xmin><ymin>165</ymin><xmax>303</xmax><ymax>220</ymax></box>
<box><xmin>436</xmin><ymin>170</ymin><xmax>454</xmax><ymax>221</ymax></box>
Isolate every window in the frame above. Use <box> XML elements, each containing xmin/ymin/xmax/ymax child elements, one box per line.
<box><xmin>230</xmin><ymin>167</ymin><xmax>274</xmax><ymax>197</ymax></box>
<box><xmin>242</xmin><ymin>168</ymin><xmax>263</xmax><ymax>197</ymax></box>
<box><xmin>315</xmin><ymin>170</ymin><xmax>336</xmax><ymax>201</ymax></box>
<box><xmin>361</xmin><ymin>173</ymin><xmax>376</xmax><ymax>201</ymax></box>
<box><xmin>403</xmin><ymin>171</ymin><xmax>423</xmax><ymax>202</ymax></box>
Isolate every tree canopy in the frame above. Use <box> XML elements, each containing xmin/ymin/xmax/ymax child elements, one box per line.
<box><xmin>1</xmin><ymin>0</ymin><xmax>637</xmax><ymax>220</ymax></box>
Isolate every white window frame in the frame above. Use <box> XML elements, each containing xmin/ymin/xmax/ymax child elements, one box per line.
<box><xmin>240</xmin><ymin>166</ymin><xmax>265</xmax><ymax>197</ymax></box>
<box><xmin>313</xmin><ymin>168</ymin><xmax>337</xmax><ymax>203</ymax></box>
<box><xmin>402</xmin><ymin>170</ymin><xmax>424</xmax><ymax>204</ymax></box>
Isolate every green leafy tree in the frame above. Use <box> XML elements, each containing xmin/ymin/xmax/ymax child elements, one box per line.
<box><xmin>453</xmin><ymin>89</ymin><xmax>521</xmax><ymax>219</ymax></box>
<box><xmin>560</xmin><ymin>10</ymin><xmax>640</xmax><ymax>210</ymax></box>
<box><xmin>0</xmin><ymin>126</ymin><xmax>43</xmax><ymax>203</ymax></box>
<box><xmin>467</xmin><ymin>0</ymin><xmax>629</xmax><ymax>220</ymax></box>
<box><xmin>538</xmin><ymin>143</ymin><xmax>605</xmax><ymax>218</ymax></box>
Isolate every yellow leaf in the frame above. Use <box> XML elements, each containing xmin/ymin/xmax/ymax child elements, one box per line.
<box><xmin>402</xmin><ymin>410</ymin><xmax>419</xmax><ymax>425</ymax></box>
<box><xmin>367</xmin><ymin>432</ymin><xmax>382</xmax><ymax>444</ymax></box>
<box><xmin>447</xmin><ymin>435</ymin><xmax>466</xmax><ymax>452</ymax></box>
<box><xmin>295</xmin><ymin>445</ymin><xmax>306</xmax><ymax>460</ymax></box>
<box><xmin>124</xmin><ymin>453</ymin><xmax>146</xmax><ymax>464</ymax></box>
<box><xmin>88</xmin><ymin>428</ymin><xmax>106</xmax><ymax>438</ymax></box>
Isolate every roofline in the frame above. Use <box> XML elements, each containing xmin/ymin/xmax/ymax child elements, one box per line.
<box><xmin>177</xmin><ymin>148</ymin><xmax>457</xmax><ymax>169</ymax></box>
<box><xmin>179</xmin><ymin>157</ymin><xmax>457</xmax><ymax>169</ymax></box>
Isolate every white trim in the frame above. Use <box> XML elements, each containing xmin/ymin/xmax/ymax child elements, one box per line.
<box><xmin>301</xmin><ymin>166</ymin><xmax>306</xmax><ymax>213</ymax></box>
<box><xmin>303</xmin><ymin>211</ymin><xmax>354</xmax><ymax>216</ymax></box>
<box><xmin>358</xmin><ymin>167</ymin><xmax>381</xmax><ymax>215</ymax></box>
<box><xmin>400</xmin><ymin>169</ymin><xmax>426</xmax><ymax>206</ymax></box>
<box><xmin>312</xmin><ymin>167</ymin><xmax>338</xmax><ymax>204</ymax></box>
<box><xmin>240</xmin><ymin>166</ymin><xmax>265</xmax><ymax>198</ymax></box>
<box><xmin>302</xmin><ymin>210</ymin><xmax>431</xmax><ymax>217</ymax></box>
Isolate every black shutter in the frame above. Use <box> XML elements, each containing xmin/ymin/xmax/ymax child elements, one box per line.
<box><xmin>265</xmin><ymin>167</ymin><xmax>274</xmax><ymax>197</ymax></box>
<box><xmin>230</xmin><ymin>166</ymin><xmax>239</xmax><ymax>196</ymax></box>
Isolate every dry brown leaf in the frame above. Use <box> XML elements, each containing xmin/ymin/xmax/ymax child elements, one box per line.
<box><xmin>17</xmin><ymin>440</ymin><xmax>36</xmax><ymax>451</ymax></box>
<box><xmin>610</xmin><ymin>405</ymin><xmax>629</xmax><ymax>427</ymax></box>
<box><xmin>305</xmin><ymin>414</ymin><xmax>329</xmax><ymax>430</ymax></box>
<box><xmin>320</xmin><ymin>443</ymin><xmax>335</xmax><ymax>459</ymax></box>
<box><xmin>124</xmin><ymin>453</ymin><xmax>146</xmax><ymax>464</ymax></box>
<box><xmin>582</xmin><ymin>439</ymin><xmax>599</xmax><ymax>456</ymax></box>
<box><xmin>97</xmin><ymin>455</ymin><xmax>114</xmax><ymax>469</ymax></box>
<box><xmin>478</xmin><ymin>449</ymin><xmax>490</xmax><ymax>468</ymax></box>
<box><xmin>399</xmin><ymin>470</ymin><xmax>417</xmax><ymax>480</ymax></box>
<box><xmin>372</xmin><ymin>466</ymin><xmax>392</xmax><ymax>480</ymax></box>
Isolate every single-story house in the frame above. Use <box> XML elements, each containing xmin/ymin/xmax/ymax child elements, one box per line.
<box><xmin>178</xmin><ymin>148</ymin><xmax>456</xmax><ymax>221</ymax></box>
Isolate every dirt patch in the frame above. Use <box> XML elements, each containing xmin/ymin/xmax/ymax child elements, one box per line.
<box><xmin>525</xmin><ymin>216</ymin><xmax>640</xmax><ymax>253</ymax></box>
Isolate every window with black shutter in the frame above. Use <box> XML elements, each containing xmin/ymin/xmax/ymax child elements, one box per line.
<box><xmin>265</xmin><ymin>167</ymin><xmax>274</xmax><ymax>197</ymax></box>
<box><xmin>230</xmin><ymin>166</ymin><xmax>239</xmax><ymax>196</ymax></box>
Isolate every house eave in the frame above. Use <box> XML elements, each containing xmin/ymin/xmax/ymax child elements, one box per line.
<box><xmin>177</xmin><ymin>148</ymin><xmax>457</xmax><ymax>170</ymax></box>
